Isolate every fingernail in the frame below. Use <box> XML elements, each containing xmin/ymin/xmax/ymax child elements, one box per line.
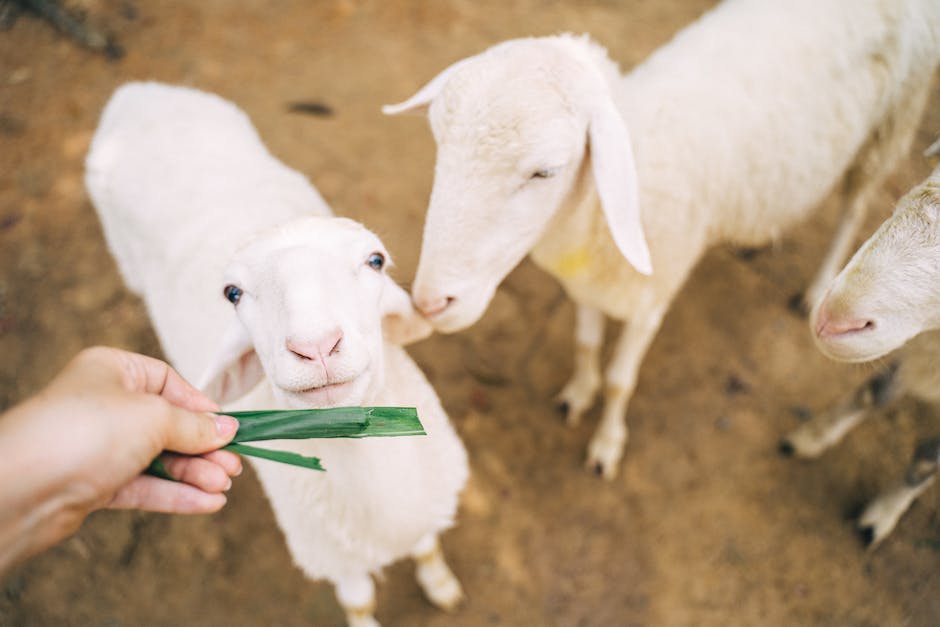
<box><xmin>213</xmin><ymin>414</ymin><xmax>239</xmax><ymax>438</ymax></box>
<box><xmin>224</xmin><ymin>477</ymin><xmax>233</xmax><ymax>491</ymax></box>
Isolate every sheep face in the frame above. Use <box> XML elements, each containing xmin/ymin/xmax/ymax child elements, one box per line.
<box><xmin>200</xmin><ymin>216</ymin><xmax>430</xmax><ymax>407</ymax></box>
<box><xmin>417</xmin><ymin>68</ymin><xmax>589</xmax><ymax>332</ymax></box>
<box><xmin>812</xmin><ymin>177</ymin><xmax>940</xmax><ymax>362</ymax></box>
<box><xmin>385</xmin><ymin>36</ymin><xmax>651</xmax><ymax>332</ymax></box>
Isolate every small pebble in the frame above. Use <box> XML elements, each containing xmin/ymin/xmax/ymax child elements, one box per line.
<box><xmin>288</xmin><ymin>101</ymin><xmax>335</xmax><ymax>117</ymax></box>
<box><xmin>8</xmin><ymin>67</ymin><xmax>30</xmax><ymax>85</ymax></box>
<box><xmin>725</xmin><ymin>374</ymin><xmax>749</xmax><ymax>396</ymax></box>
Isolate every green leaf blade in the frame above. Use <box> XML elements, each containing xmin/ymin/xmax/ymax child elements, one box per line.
<box><xmin>143</xmin><ymin>407</ymin><xmax>423</xmax><ymax>476</ymax></box>
<box><xmin>226</xmin><ymin>406</ymin><xmax>425</xmax><ymax>442</ymax></box>
<box><xmin>225</xmin><ymin>443</ymin><xmax>325</xmax><ymax>471</ymax></box>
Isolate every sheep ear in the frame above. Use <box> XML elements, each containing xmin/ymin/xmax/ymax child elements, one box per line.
<box><xmin>588</xmin><ymin>99</ymin><xmax>653</xmax><ymax>276</ymax></box>
<box><xmin>198</xmin><ymin>318</ymin><xmax>265</xmax><ymax>406</ymax></box>
<box><xmin>382</xmin><ymin>58</ymin><xmax>471</xmax><ymax>116</ymax></box>
<box><xmin>380</xmin><ymin>276</ymin><xmax>433</xmax><ymax>346</ymax></box>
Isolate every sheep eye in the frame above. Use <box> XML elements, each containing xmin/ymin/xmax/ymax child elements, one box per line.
<box><xmin>367</xmin><ymin>252</ymin><xmax>385</xmax><ymax>271</ymax></box>
<box><xmin>530</xmin><ymin>169</ymin><xmax>555</xmax><ymax>180</ymax></box>
<box><xmin>223</xmin><ymin>284</ymin><xmax>243</xmax><ymax>305</ymax></box>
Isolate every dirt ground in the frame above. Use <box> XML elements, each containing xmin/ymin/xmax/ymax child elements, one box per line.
<box><xmin>1</xmin><ymin>1</ymin><xmax>939</xmax><ymax>625</ymax></box>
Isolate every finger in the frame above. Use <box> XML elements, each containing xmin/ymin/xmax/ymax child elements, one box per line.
<box><xmin>202</xmin><ymin>449</ymin><xmax>243</xmax><ymax>477</ymax></box>
<box><xmin>107</xmin><ymin>476</ymin><xmax>227</xmax><ymax>514</ymax></box>
<box><xmin>159</xmin><ymin>406</ymin><xmax>239</xmax><ymax>455</ymax></box>
<box><xmin>160</xmin><ymin>453</ymin><xmax>232</xmax><ymax>493</ymax></box>
<box><xmin>118</xmin><ymin>351</ymin><xmax>220</xmax><ymax>412</ymax></box>
<box><xmin>156</xmin><ymin>366</ymin><xmax>220</xmax><ymax>412</ymax></box>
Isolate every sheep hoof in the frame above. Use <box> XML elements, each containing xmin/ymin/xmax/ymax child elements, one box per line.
<box><xmin>555</xmin><ymin>375</ymin><xmax>600</xmax><ymax>428</ymax></box>
<box><xmin>585</xmin><ymin>452</ymin><xmax>618</xmax><ymax>480</ymax></box>
<box><xmin>419</xmin><ymin>571</ymin><xmax>465</xmax><ymax>612</ymax></box>
<box><xmin>585</xmin><ymin>432</ymin><xmax>624</xmax><ymax>480</ymax></box>
<box><xmin>554</xmin><ymin>399</ymin><xmax>584</xmax><ymax>427</ymax></box>
<box><xmin>854</xmin><ymin>483</ymin><xmax>924</xmax><ymax>549</ymax></box>
<box><xmin>415</xmin><ymin>547</ymin><xmax>465</xmax><ymax>613</ymax></box>
<box><xmin>857</xmin><ymin>525</ymin><xmax>877</xmax><ymax>548</ymax></box>
<box><xmin>427</xmin><ymin>579</ymin><xmax>465</xmax><ymax>612</ymax></box>
<box><xmin>345</xmin><ymin>609</ymin><xmax>381</xmax><ymax>627</ymax></box>
<box><xmin>777</xmin><ymin>425</ymin><xmax>830</xmax><ymax>459</ymax></box>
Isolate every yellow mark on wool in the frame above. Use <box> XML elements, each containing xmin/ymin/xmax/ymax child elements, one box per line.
<box><xmin>554</xmin><ymin>248</ymin><xmax>591</xmax><ymax>277</ymax></box>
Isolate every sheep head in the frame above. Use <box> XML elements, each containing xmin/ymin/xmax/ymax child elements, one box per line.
<box><xmin>812</xmin><ymin>168</ymin><xmax>940</xmax><ymax>362</ymax></box>
<box><xmin>199</xmin><ymin>216</ymin><xmax>431</xmax><ymax>406</ymax></box>
<box><xmin>384</xmin><ymin>35</ymin><xmax>651</xmax><ymax>333</ymax></box>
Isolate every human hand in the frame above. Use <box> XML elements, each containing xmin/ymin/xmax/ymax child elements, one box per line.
<box><xmin>0</xmin><ymin>346</ymin><xmax>242</xmax><ymax>573</ymax></box>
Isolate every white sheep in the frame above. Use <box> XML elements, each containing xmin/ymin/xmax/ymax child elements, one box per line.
<box><xmin>383</xmin><ymin>0</ymin><xmax>940</xmax><ymax>478</ymax></box>
<box><xmin>783</xmin><ymin>158</ymin><xmax>940</xmax><ymax>547</ymax></box>
<box><xmin>85</xmin><ymin>82</ymin><xmax>468</xmax><ymax>626</ymax></box>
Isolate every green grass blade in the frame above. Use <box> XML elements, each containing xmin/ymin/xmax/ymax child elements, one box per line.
<box><xmin>225</xmin><ymin>443</ymin><xmax>324</xmax><ymax>471</ymax></box>
<box><xmin>227</xmin><ymin>406</ymin><xmax>425</xmax><ymax>442</ymax></box>
<box><xmin>144</xmin><ymin>407</ymin><xmax>419</xmax><ymax>478</ymax></box>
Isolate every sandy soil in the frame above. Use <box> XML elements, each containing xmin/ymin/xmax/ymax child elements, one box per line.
<box><xmin>1</xmin><ymin>1</ymin><xmax>938</xmax><ymax>625</ymax></box>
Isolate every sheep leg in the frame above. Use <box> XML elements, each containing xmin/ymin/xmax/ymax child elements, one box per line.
<box><xmin>335</xmin><ymin>575</ymin><xmax>380</xmax><ymax>627</ymax></box>
<box><xmin>858</xmin><ymin>437</ymin><xmax>940</xmax><ymax>548</ymax></box>
<box><xmin>780</xmin><ymin>363</ymin><xmax>900</xmax><ymax>458</ymax></box>
<box><xmin>412</xmin><ymin>533</ymin><xmax>464</xmax><ymax>611</ymax></box>
<box><xmin>587</xmin><ymin>298</ymin><xmax>667</xmax><ymax>479</ymax></box>
<box><xmin>556</xmin><ymin>304</ymin><xmax>604</xmax><ymax>426</ymax></box>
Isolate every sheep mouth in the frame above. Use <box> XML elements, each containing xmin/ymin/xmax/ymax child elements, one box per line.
<box><xmin>813</xmin><ymin>332</ymin><xmax>892</xmax><ymax>364</ymax></box>
<box><xmin>297</xmin><ymin>380</ymin><xmax>350</xmax><ymax>393</ymax></box>
<box><xmin>286</xmin><ymin>379</ymin><xmax>359</xmax><ymax>407</ymax></box>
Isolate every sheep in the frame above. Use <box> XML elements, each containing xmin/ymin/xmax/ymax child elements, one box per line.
<box><xmin>85</xmin><ymin>81</ymin><xmax>468</xmax><ymax>626</ymax></box>
<box><xmin>382</xmin><ymin>0</ymin><xmax>940</xmax><ymax>479</ymax></box>
<box><xmin>782</xmin><ymin>157</ymin><xmax>940</xmax><ymax>547</ymax></box>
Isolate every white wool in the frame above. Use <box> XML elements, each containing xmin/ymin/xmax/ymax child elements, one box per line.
<box><xmin>86</xmin><ymin>81</ymin><xmax>332</xmax><ymax>382</ymax></box>
<box><xmin>86</xmin><ymin>82</ymin><xmax>467</xmax><ymax>613</ymax></box>
<box><xmin>386</xmin><ymin>0</ymin><xmax>940</xmax><ymax>476</ymax></box>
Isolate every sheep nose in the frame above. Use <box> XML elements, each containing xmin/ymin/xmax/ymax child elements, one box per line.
<box><xmin>814</xmin><ymin>304</ymin><xmax>875</xmax><ymax>338</ymax></box>
<box><xmin>414</xmin><ymin>294</ymin><xmax>455</xmax><ymax>318</ymax></box>
<box><xmin>287</xmin><ymin>328</ymin><xmax>343</xmax><ymax>361</ymax></box>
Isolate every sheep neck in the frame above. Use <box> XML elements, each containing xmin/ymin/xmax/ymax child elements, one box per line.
<box><xmin>530</xmin><ymin>155</ymin><xmax>601</xmax><ymax>278</ymax></box>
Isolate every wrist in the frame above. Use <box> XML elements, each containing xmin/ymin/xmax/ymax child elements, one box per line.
<box><xmin>0</xmin><ymin>399</ymin><xmax>95</xmax><ymax>574</ymax></box>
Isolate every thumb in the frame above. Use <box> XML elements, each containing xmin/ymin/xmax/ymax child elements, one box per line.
<box><xmin>159</xmin><ymin>406</ymin><xmax>239</xmax><ymax>455</ymax></box>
